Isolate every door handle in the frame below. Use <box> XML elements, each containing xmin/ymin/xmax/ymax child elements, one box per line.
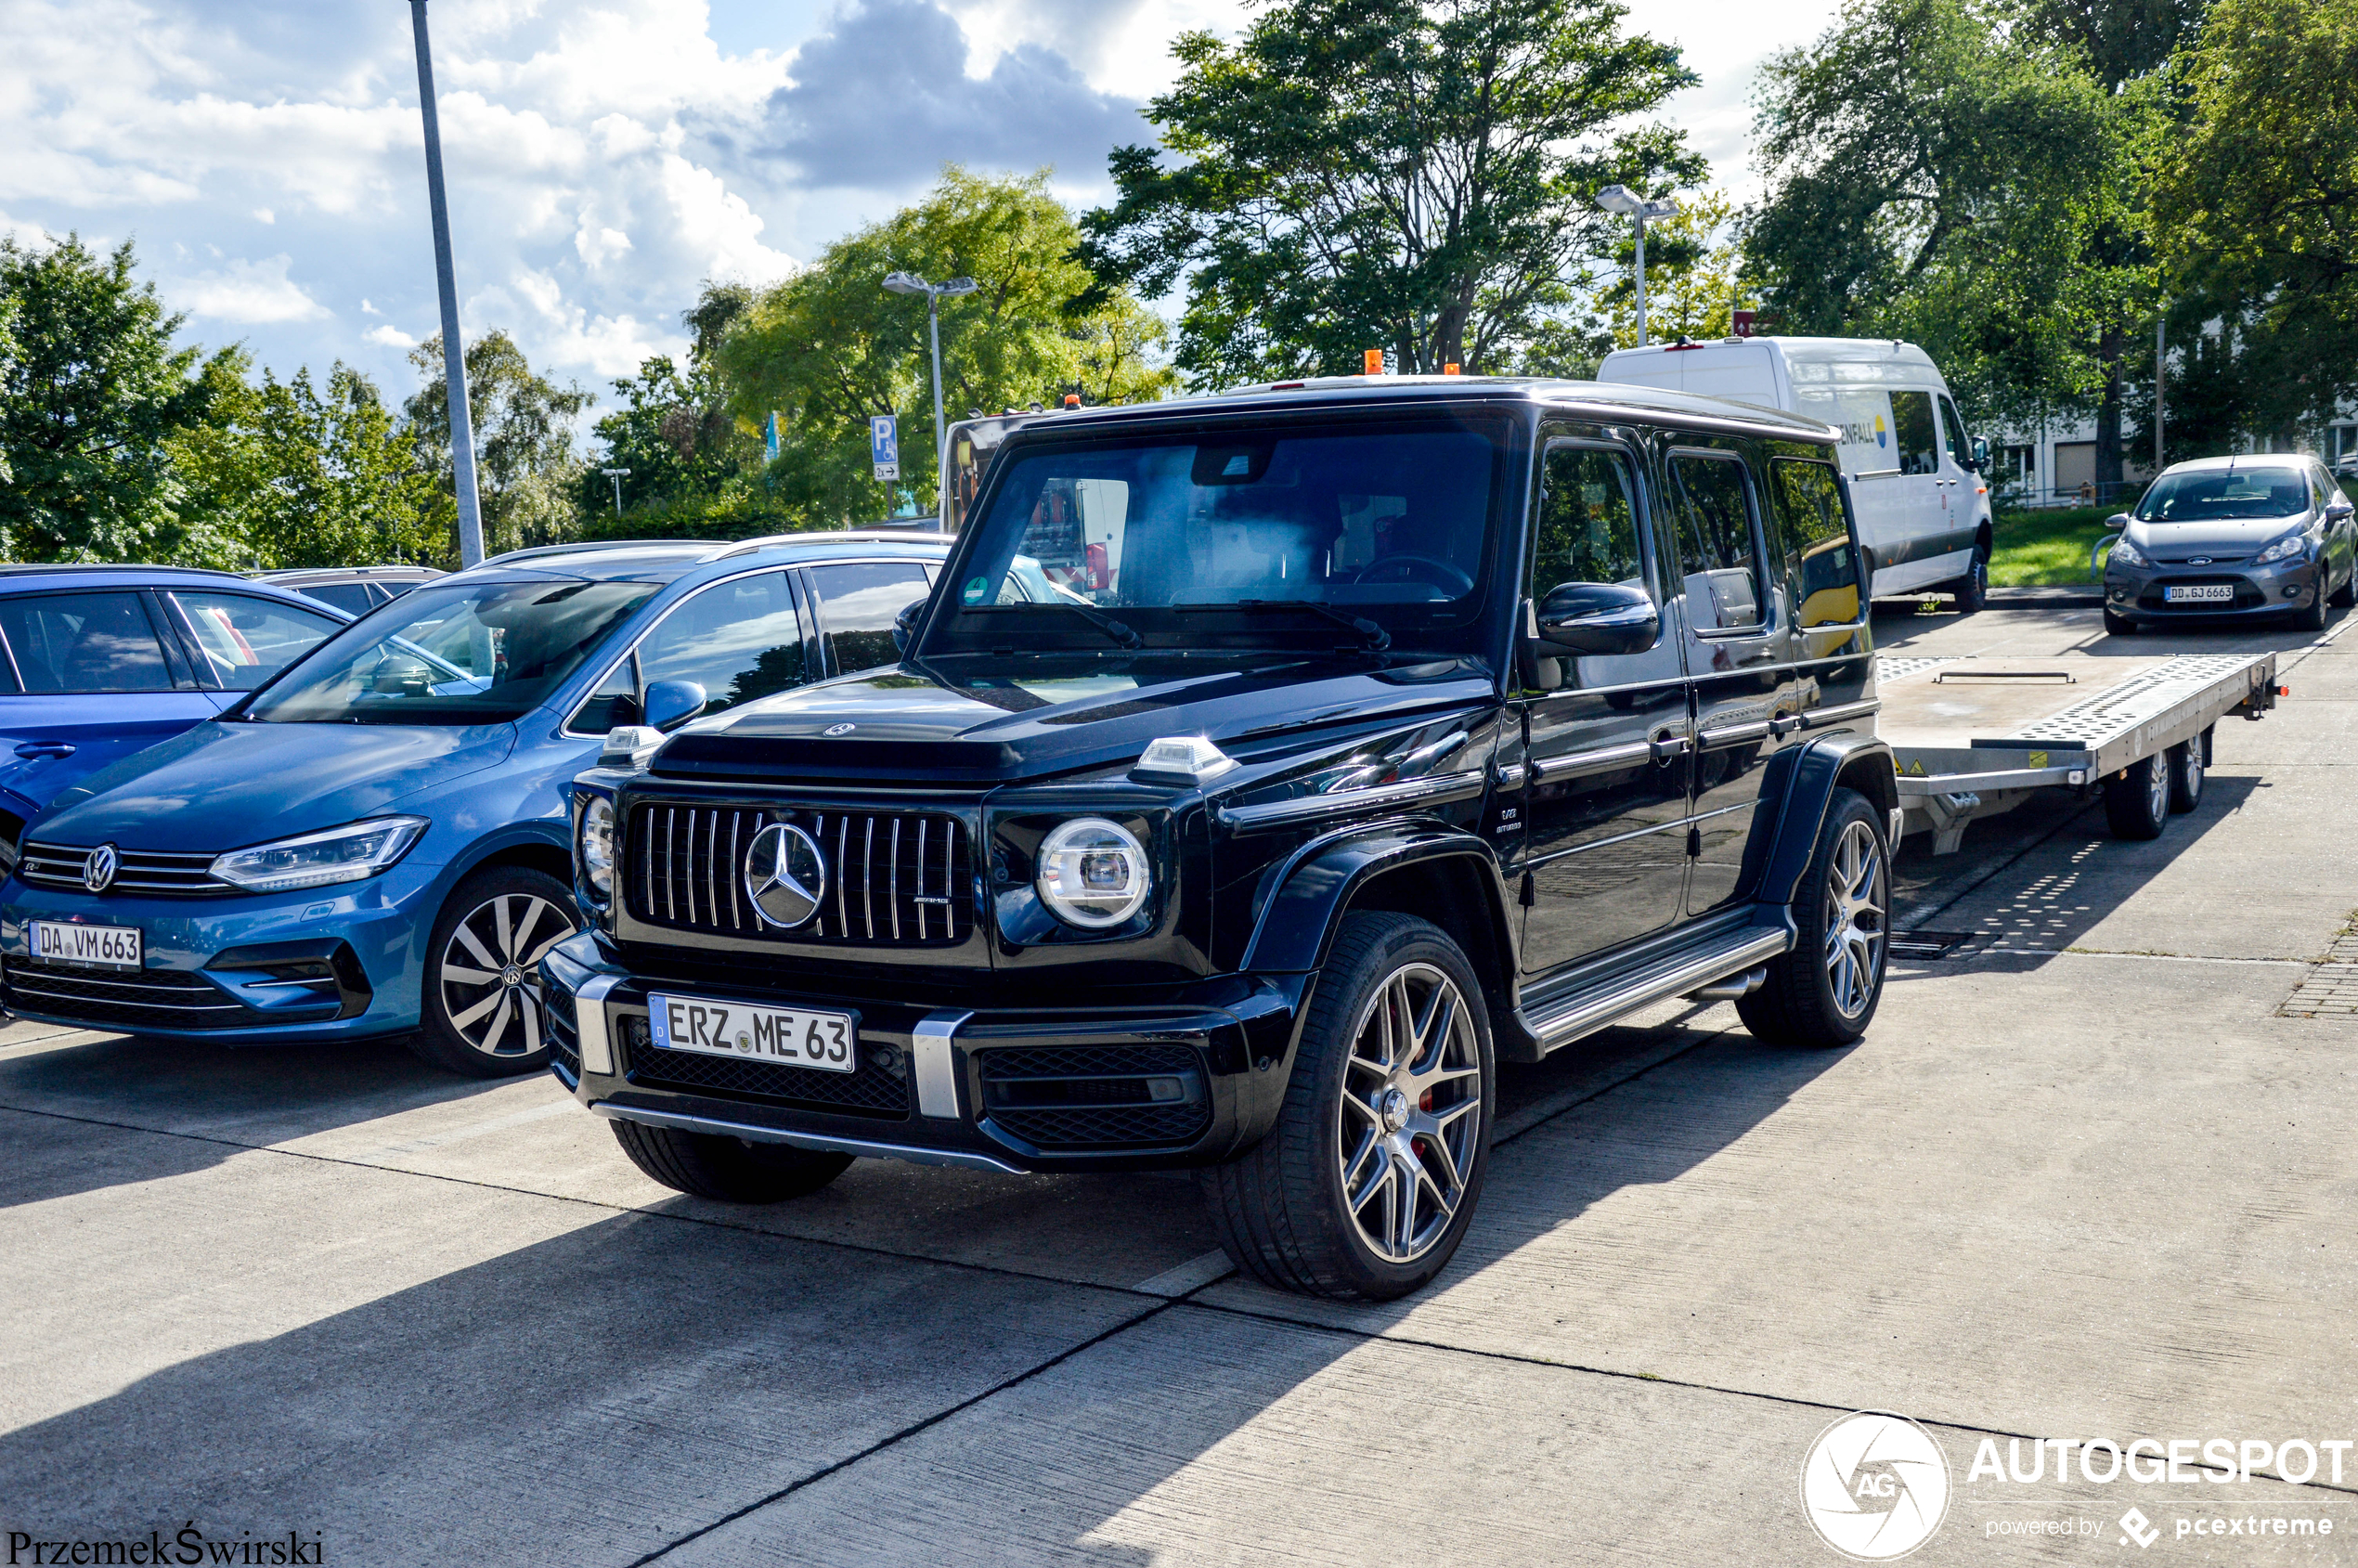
<box><xmin>1649</xmin><ymin>732</ymin><xmax>1691</xmax><ymax>763</ymax></box>
<box><xmin>13</xmin><ymin>742</ymin><xmax>74</xmax><ymax>760</ymax></box>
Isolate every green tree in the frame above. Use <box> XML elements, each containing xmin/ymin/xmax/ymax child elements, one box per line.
<box><xmin>0</xmin><ymin>234</ymin><xmax>227</xmax><ymax>562</ymax></box>
<box><xmin>2152</xmin><ymin>0</ymin><xmax>2358</xmax><ymax>438</ymax></box>
<box><xmin>1077</xmin><ymin>0</ymin><xmax>1702</xmax><ymax>384</ymax></box>
<box><xmin>1742</xmin><ymin>0</ymin><xmax>2148</xmax><ymax>465</ymax></box>
<box><xmin>1598</xmin><ymin>190</ymin><xmax>1753</xmax><ymax>347</ymax></box>
<box><xmin>174</xmin><ymin>356</ymin><xmax>451</xmax><ymax>568</ymax></box>
<box><xmin>714</xmin><ymin>167</ymin><xmax>1174</xmax><ymax>528</ymax></box>
<box><xmin>405</xmin><ymin>330</ymin><xmax>592</xmax><ymax>557</ymax></box>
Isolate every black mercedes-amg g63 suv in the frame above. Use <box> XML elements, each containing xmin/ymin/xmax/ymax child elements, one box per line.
<box><xmin>542</xmin><ymin>375</ymin><xmax>1898</xmax><ymax>1301</ymax></box>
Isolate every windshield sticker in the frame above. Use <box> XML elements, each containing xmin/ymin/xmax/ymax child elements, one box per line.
<box><xmin>963</xmin><ymin>576</ymin><xmax>989</xmax><ymax>603</ymax></box>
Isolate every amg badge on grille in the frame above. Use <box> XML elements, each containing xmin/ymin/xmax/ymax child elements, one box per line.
<box><xmin>743</xmin><ymin>823</ymin><xmax>827</xmax><ymax>928</ymax></box>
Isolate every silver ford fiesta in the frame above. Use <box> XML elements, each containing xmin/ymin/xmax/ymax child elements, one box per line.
<box><xmin>2103</xmin><ymin>456</ymin><xmax>2356</xmax><ymax>635</ymax></box>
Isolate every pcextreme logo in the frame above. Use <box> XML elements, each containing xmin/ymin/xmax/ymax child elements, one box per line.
<box><xmin>1801</xmin><ymin>1410</ymin><xmax>1952</xmax><ymax>1560</ymax></box>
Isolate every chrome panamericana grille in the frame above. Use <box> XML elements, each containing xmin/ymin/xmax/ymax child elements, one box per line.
<box><xmin>19</xmin><ymin>843</ymin><xmax>231</xmax><ymax>896</ymax></box>
<box><xmin>628</xmin><ymin>804</ymin><xmax>973</xmax><ymax>946</ymax></box>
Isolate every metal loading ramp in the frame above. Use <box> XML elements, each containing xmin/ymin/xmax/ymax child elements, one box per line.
<box><xmin>1878</xmin><ymin>653</ymin><xmax>2280</xmax><ymax>853</ymax></box>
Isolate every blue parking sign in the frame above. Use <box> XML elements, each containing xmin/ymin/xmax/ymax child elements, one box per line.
<box><xmin>870</xmin><ymin>415</ymin><xmax>900</xmax><ymax>480</ymax></box>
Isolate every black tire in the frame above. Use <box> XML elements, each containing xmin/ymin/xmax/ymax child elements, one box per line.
<box><xmin>1737</xmin><ymin>788</ymin><xmax>1888</xmax><ymax>1049</ymax></box>
<box><xmin>2104</xmin><ymin>752</ymin><xmax>2170</xmax><ymax>840</ymax></box>
<box><xmin>404</xmin><ymin>865</ymin><xmax>579</xmax><ymax>1078</ymax></box>
<box><xmin>1198</xmin><ymin>912</ymin><xmax>1495</xmax><ymax>1302</ymax></box>
<box><xmin>2292</xmin><ymin>584</ymin><xmax>2328</xmax><ymax>632</ymax></box>
<box><xmin>2103</xmin><ymin>606</ymin><xmax>2137</xmax><ymax>636</ymax></box>
<box><xmin>1949</xmin><ymin>549</ymin><xmax>1989</xmax><ymax>615</ymax></box>
<box><xmin>2331</xmin><ymin>564</ymin><xmax>2355</xmax><ymax>609</ymax></box>
<box><xmin>2166</xmin><ymin>735</ymin><xmax>2204</xmax><ymax>813</ymax></box>
<box><xmin>609</xmin><ymin>1118</ymin><xmax>854</xmax><ymax>1202</ymax></box>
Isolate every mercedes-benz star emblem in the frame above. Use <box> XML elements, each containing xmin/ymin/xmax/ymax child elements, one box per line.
<box><xmin>823</xmin><ymin>722</ymin><xmax>857</xmax><ymax>736</ymax></box>
<box><xmin>84</xmin><ymin>843</ymin><xmax>118</xmax><ymax>893</ymax></box>
<box><xmin>744</xmin><ymin>823</ymin><xmax>827</xmax><ymax>929</ymax></box>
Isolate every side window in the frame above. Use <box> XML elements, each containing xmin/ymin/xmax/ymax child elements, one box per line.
<box><xmin>1531</xmin><ymin>444</ymin><xmax>1646</xmax><ymax>597</ymax></box>
<box><xmin>1937</xmin><ymin>395</ymin><xmax>1973</xmax><ymax>469</ymax></box>
<box><xmin>170</xmin><ymin>592</ymin><xmax>343</xmax><ymax>690</ymax></box>
<box><xmin>0</xmin><ymin>592</ymin><xmax>175</xmax><ymax>693</ymax></box>
<box><xmin>809</xmin><ymin>563</ymin><xmax>931</xmax><ymax>675</ymax></box>
<box><xmin>636</xmin><ymin>571</ymin><xmax>806</xmax><ymax>721</ymax></box>
<box><xmin>300</xmin><ymin>582</ymin><xmax>378</xmax><ymax>616</ymax></box>
<box><xmin>1665</xmin><ymin>454</ymin><xmax>1767</xmax><ymax>631</ymax></box>
<box><xmin>570</xmin><ymin>656</ymin><xmax>640</xmax><ymax>734</ymax></box>
<box><xmin>1770</xmin><ymin>460</ymin><xmax>1863</xmax><ymax>628</ymax></box>
<box><xmin>1890</xmin><ymin>392</ymin><xmax>1940</xmax><ymax>476</ymax></box>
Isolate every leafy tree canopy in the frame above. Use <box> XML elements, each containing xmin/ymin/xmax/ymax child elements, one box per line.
<box><xmin>1078</xmin><ymin>0</ymin><xmax>1704</xmax><ymax>384</ymax></box>
<box><xmin>406</xmin><ymin>330</ymin><xmax>592</xmax><ymax>557</ymax></box>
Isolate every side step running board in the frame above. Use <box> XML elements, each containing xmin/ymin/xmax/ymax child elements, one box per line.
<box><xmin>1513</xmin><ymin>927</ymin><xmax>1792</xmax><ymax>1058</ymax></box>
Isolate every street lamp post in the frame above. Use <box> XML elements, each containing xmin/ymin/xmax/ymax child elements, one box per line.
<box><xmin>601</xmin><ymin>467</ymin><xmax>631</xmax><ymax>517</ymax></box>
<box><xmin>882</xmin><ymin>271</ymin><xmax>978</xmax><ymax>474</ymax></box>
<box><xmin>408</xmin><ymin>0</ymin><xmax>485</xmax><ymax>568</ymax></box>
<box><xmin>1595</xmin><ymin>186</ymin><xmax>1679</xmax><ymax>347</ymax></box>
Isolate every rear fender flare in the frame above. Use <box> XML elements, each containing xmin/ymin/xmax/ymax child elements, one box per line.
<box><xmin>1758</xmin><ymin>732</ymin><xmax>1897</xmax><ymax>909</ymax></box>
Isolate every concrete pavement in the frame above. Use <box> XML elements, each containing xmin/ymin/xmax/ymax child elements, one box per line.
<box><xmin>2</xmin><ymin>603</ymin><xmax>2352</xmax><ymax>1565</ymax></box>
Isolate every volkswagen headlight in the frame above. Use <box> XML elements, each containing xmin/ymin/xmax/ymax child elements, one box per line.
<box><xmin>2107</xmin><ymin>535</ymin><xmax>2151</xmax><ymax>569</ymax></box>
<box><xmin>1035</xmin><ymin>818</ymin><xmax>1151</xmax><ymax>928</ymax></box>
<box><xmin>2254</xmin><ymin>529</ymin><xmax>2313</xmax><ymax>564</ymax></box>
<box><xmin>577</xmin><ymin>795</ymin><xmax>616</xmax><ymax>901</ymax></box>
<box><xmin>210</xmin><ymin>816</ymin><xmax>427</xmax><ymax>893</ymax></box>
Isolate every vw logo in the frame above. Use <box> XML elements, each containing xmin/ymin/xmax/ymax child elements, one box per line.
<box><xmin>823</xmin><ymin>722</ymin><xmax>857</xmax><ymax>736</ymax></box>
<box><xmin>83</xmin><ymin>843</ymin><xmax>118</xmax><ymax>894</ymax></box>
<box><xmin>743</xmin><ymin>823</ymin><xmax>827</xmax><ymax>929</ymax></box>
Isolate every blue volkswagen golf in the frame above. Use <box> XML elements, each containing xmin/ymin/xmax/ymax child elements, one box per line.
<box><xmin>0</xmin><ymin>531</ymin><xmax>948</xmax><ymax>1075</ymax></box>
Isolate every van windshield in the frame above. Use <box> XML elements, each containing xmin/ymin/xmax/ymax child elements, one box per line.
<box><xmin>2135</xmin><ymin>468</ymin><xmax>2311</xmax><ymax>523</ymax></box>
<box><xmin>925</xmin><ymin>417</ymin><xmax>1504</xmax><ymax>656</ymax></box>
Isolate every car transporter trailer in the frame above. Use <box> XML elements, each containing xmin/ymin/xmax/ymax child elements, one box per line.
<box><xmin>1877</xmin><ymin>651</ymin><xmax>2283</xmax><ymax>855</ymax></box>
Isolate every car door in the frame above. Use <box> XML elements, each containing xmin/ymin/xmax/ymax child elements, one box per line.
<box><xmin>1934</xmin><ymin>392</ymin><xmax>1982</xmax><ymax>560</ymax></box>
<box><xmin>1657</xmin><ymin>443</ymin><xmax>1792</xmax><ymax>918</ymax></box>
<box><xmin>1513</xmin><ymin>434</ymin><xmax>1694</xmax><ymax>977</ymax></box>
<box><xmin>1886</xmin><ymin>388</ymin><xmax>1950</xmax><ymax>583</ymax></box>
<box><xmin>0</xmin><ymin>590</ymin><xmax>225</xmax><ymax>814</ymax></box>
<box><xmin>804</xmin><ymin>561</ymin><xmax>934</xmax><ymax>677</ymax></box>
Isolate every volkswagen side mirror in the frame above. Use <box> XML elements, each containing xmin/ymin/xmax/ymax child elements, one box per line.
<box><xmin>641</xmin><ymin>680</ymin><xmax>706</xmax><ymax>732</ymax></box>
<box><xmin>891</xmin><ymin>597</ymin><xmax>925</xmax><ymax>654</ymax></box>
<box><xmin>2104</xmin><ymin>512</ymin><xmax>2131</xmax><ymax>531</ymax></box>
<box><xmin>1535</xmin><ymin>581</ymin><xmax>1660</xmax><ymax>656</ymax></box>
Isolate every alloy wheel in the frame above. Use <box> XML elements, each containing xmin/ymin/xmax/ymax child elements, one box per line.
<box><xmin>2145</xmin><ymin>753</ymin><xmax>2170</xmax><ymax>822</ymax></box>
<box><xmin>439</xmin><ymin>892</ymin><xmax>576</xmax><ymax>1058</ymax></box>
<box><xmin>1336</xmin><ymin>962</ymin><xmax>1483</xmax><ymax>1264</ymax></box>
<box><xmin>1821</xmin><ymin>820</ymin><xmax>1887</xmax><ymax>1021</ymax></box>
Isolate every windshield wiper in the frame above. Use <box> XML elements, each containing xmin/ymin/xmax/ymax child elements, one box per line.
<box><xmin>1175</xmin><ymin>601</ymin><xmax>1393</xmax><ymax>651</ymax></box>
<box><xmin>964</xmin><ymin>601</ymin><xmax>1142</xmax><ymax>650</ymax></box>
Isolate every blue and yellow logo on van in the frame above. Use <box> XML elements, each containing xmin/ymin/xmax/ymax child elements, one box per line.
<box><xmin>1874</xmin><ymin>414</ymin><xmax>1887</xmax><ymax>448</ymax></box>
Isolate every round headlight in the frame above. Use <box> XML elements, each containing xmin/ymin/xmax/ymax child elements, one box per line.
<box><xmin>577</xmin><ymin>796</ymin><xmax>616</xmax><ymax>899</ymax></box>
<box><xmin>1035</xmin><ymin>818</ymin><xmax>1151</xmax><ymax>928</ymax></box>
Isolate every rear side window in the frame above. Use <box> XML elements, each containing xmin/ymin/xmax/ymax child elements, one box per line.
<box><xmin>1891</xmin><ymin>392</ymin><xmax>1940</xmax><ymax>476</ymax></box>
<box><xmin>808</xmin><ymin>563</ymin><xmax>931</xmax><ymax>675</ymax></box>
<box><xmin>1531</xmin><ymin>445</ymin><xmax>1646</xmax><ymax>594</ymax></box>
<box><xmin>1769</xmin><ymin>460</ymin><xmax>1863</xmax><ymax>628</ymax></box>
<box><xmin>0</xmin><ymin>592</ymin><xmax>175</xmax><ymax>693</ymax></box>
<box><xmin>635</xmin><ymin>571</ymin><xmax>807</xmax><ymax>722</ymax></box>
<box><xmin>172</xmin><ymin>592</ymin><xmax>343</xmax><ymax>690</ymax></box>
<box><xmin>1664</xmin><ymin>454</ymin><xmax>1766</xmax><ymax>631</ymax></box>
<box><xmin>299</xmin><ymin>582</ymin><xmax>378</xmax><ymax>616</ymax></box>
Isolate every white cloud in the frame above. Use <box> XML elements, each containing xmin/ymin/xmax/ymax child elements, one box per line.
<box><xmin>172</xmin><ymin>253</ymin><xmax>327</xmax><ymax>323</ymax></box>
<box><xmin>363</xmin><ymin>323</ymin><xmax>416</xmax><ymax>347</ymax></box>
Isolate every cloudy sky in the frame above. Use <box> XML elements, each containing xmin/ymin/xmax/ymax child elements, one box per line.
<box><xmin>1</xmin><ymin>0</ymin><xmax>1845</xmax><ymax>400</ymax></box>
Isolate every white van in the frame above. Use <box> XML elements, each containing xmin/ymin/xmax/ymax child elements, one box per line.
<box><xmin>1598</xmin><ymin>336</ymin><xmax>1994</xmax><ymax>608</ymax></box>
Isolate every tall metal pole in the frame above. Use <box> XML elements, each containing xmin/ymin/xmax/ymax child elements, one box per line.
<box><xmin>926</xmin><ymin>292</ymin><xmax>948</xmax><ymax>472</ymax></box>
<box><xmin>1631</xmin><ymin>214</ymin><xmax>1651</xmax><ymax>346</ymax></box>
<box><xmin>2155</xmin><ymin>314</ymin><xmax>2167</xmax><ymax>473</ymax></box>
<box><xmin>410</xmin><ymin>0</ymin><xmax>485</xmax><ymax>568</ymax></box>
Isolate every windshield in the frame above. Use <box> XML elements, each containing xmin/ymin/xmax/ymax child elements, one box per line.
<box><xmin>244</xmin><ymin>578</ymin><xmax>655</xmax><ymax>725</ymax></box>
<box><xmin>2135</xmin><ymin>468</ymin><xmax>2311</xmax><ymax>523</ymax></box>
<box><xmin>926</xmin><ymin>417</ymin><xmax>1505</xmax><ymax>656</ymax></box>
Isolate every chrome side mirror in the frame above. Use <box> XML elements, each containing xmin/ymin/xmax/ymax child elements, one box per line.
<box><xmin>1535</xmin><ymin>581</ymin><xmax>1660</xmax><ymax>656</ymax></box>
<box><xmin>641</xmin><ymin>680</ymin><xmax>706</xmax><ymax>732</ymax></box>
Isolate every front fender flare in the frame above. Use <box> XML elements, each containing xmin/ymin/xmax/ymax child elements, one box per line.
<box><xmin>1238</xmin><ymin>823</ymin><xmax>1516</xmax><ymax>977</ymax></box>
<box><xmin>1757</xmin><ymin>730</ymin><xmax>1897</xmax><ymax>909</ymax></box>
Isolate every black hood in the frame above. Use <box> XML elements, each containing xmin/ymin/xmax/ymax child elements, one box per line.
<box><xmin>649</xmin><ymin>657</ymin><xmax>1494</xmax><ymax>786</ymax></box>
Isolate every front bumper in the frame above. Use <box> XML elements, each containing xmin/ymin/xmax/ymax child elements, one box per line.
<box><xmin>0</xmin><ymin>860</ymin><xmax>446</xmax><ymax>1041</ymax></box>
<box><xmin>540</xmin><ymin>934</ymin><xmax>1305</xmax><ymax>1174</ymax></box>
<box><xmin>2105</xmin><ymin>553</ymin><xmax>2320</xmax><ymax>619</ymax></box>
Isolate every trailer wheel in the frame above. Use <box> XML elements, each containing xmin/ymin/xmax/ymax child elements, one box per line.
<box><xmin>2166</xmin><ymin>736</ymin><xmax>2204</xmax><ymax>813</ymax></box>
<box><xmin>2104</xmin><ymin>753</ymin><xmax>2170</xmax><ymax>839</ymax></box>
